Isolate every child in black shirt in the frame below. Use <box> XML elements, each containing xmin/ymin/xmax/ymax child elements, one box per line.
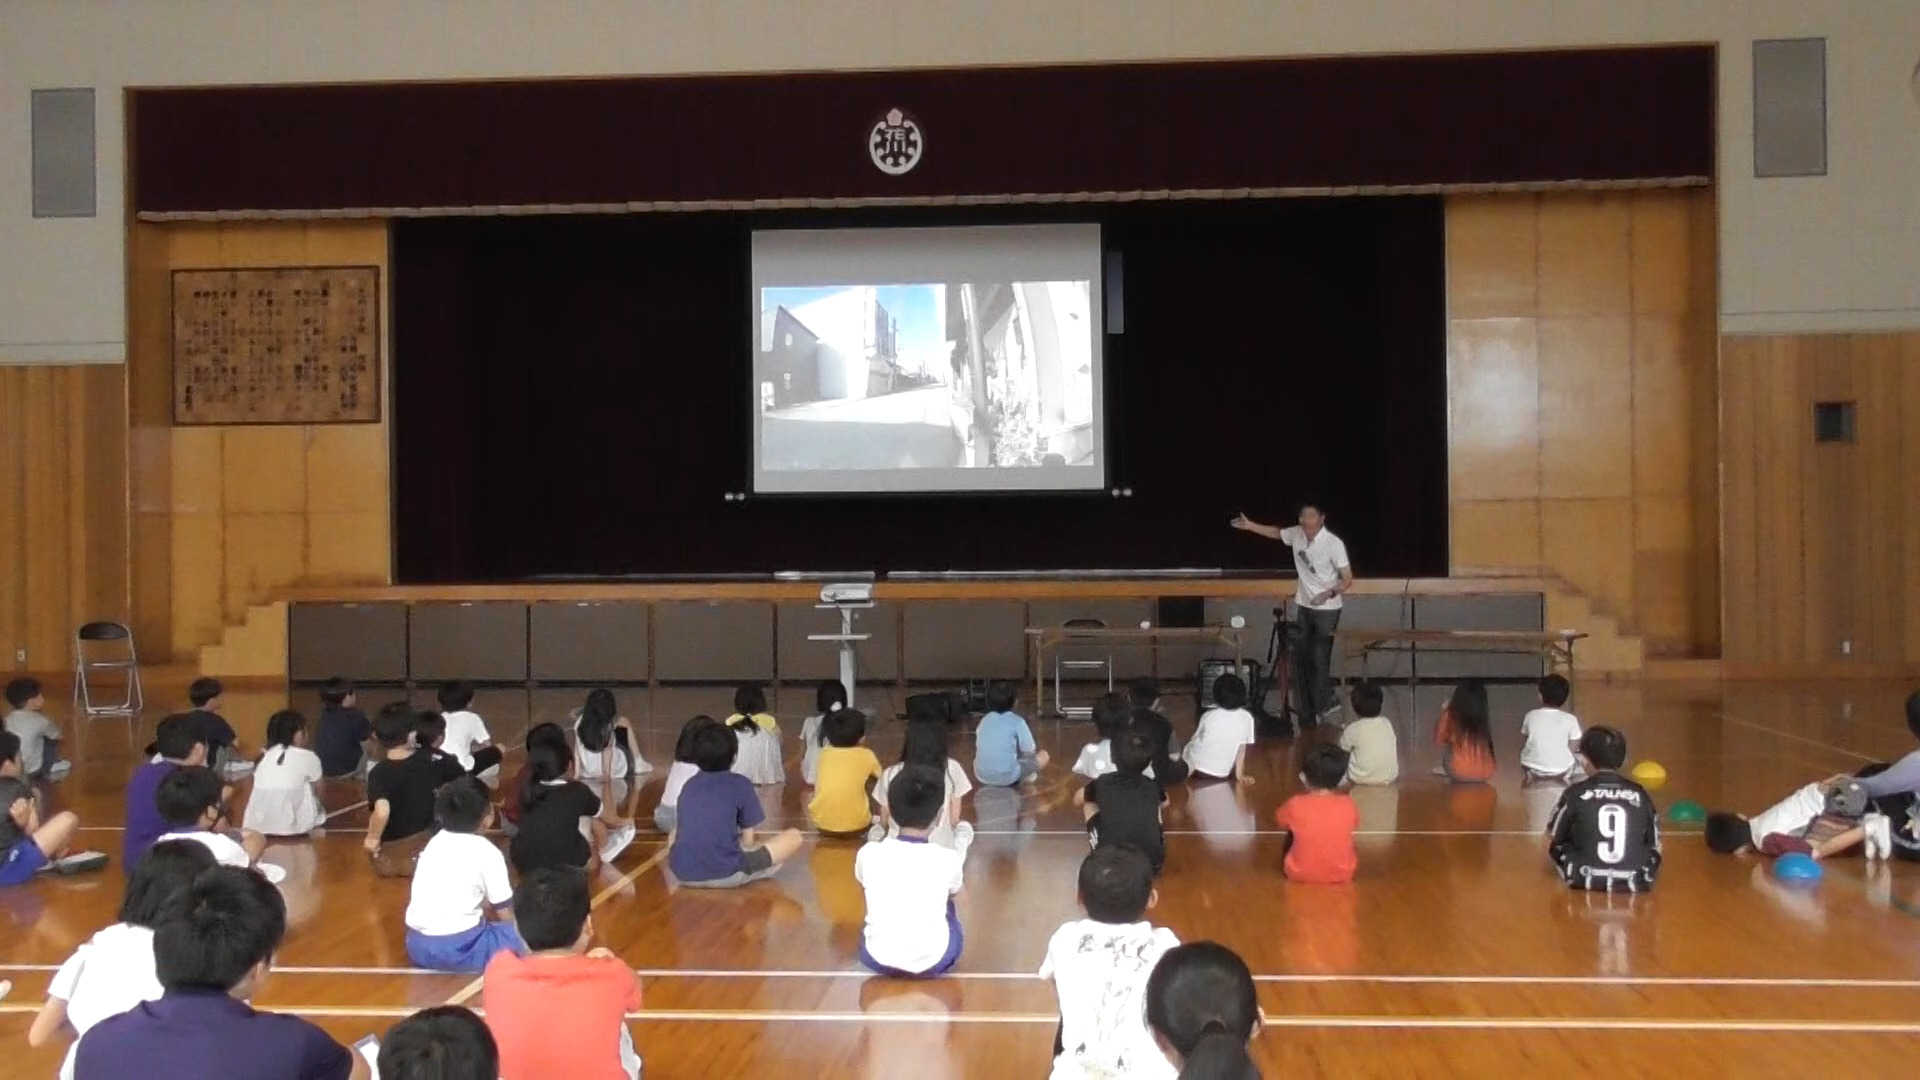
<box><xmin>1076</xmin><ymin>730</ymin><xmax>1168</xmax><ymax>874</ymax></box>
<box><xmin>363</xmin><ymin>703</ymin><xmax>466</xmax><ymax>878</ymax></box>
<box><xmin>313</xmin><ymin>677</ymin><xmax>375</xmax><ymax>778</ymax></box>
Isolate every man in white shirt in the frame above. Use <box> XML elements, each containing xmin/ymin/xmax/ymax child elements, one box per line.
<box><xmin>1232</xmin><ymin>502</ymin><xmax>1353</xmax><ymax>726</ymax></box>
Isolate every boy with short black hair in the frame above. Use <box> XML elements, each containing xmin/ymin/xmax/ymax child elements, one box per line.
<box><xmin>0</xmin><ymin>730</ymin><xmax>21</xmax><ymax>779</ymax></box>
<box><xmin>377</xmin><ymin>1006</ymin><xmax>497</xmax><ymax>1080</ymax></box>
<box><xmin>1075</xmin><ymin>729</ymin><xmax>1168</xmax><ymax>874</ymax></box>
<box><xmin>4</xmin><ymin>677</ymin><xmax>65</xmax><ymax>780</ymax></box>
<box><xmin>0</xmin><ymin>776</ymin><xmax>105</xmax><ymax>886</ymax></box>
<box><xmin>1546</xmin><ymin>726</ymin><xmax>1661</xmax><ymax>892</ymax></box>
<box><xmin>808</xmin><ymin>708</ymin><xmax>883</xmax><ymax>838</ymax></box>
<box><xmin>482</xmin><ymin>867</ymin><xmax>642</xmax><ymax>1079</ymax></box>
<box><xmin>154</xmin><ymin>765</ymin><xmax>266</xmax><ymax>869</ymax></box>
<box><xmin>667</xmin><ymin>723</ymin><xmax>803</xmax><ymax>888</ymax></box>
<box><xmin>1703</xmin><ymin>777</ymin><xmax>1876</xmax><ymax>860</ymax></box>
<box><xmin>975</xmin><ymin>681</ymin><xmax>1048</xmax><ymax>787</ymax></box>
<box><xmin>187</xmin><ymin>677</ymin><xmax>248</xmax><ymax>778</ymax></box>
<box><xmin>1273</xmin><ymin>745</ymin><xmax>1358</xmax><ymax>883</ymax></box>
<box><xmin>73</xmin><ymin>866</ymin><xmax>367</xmax><ymax>1080</ymax></box>
<box><xmin>364</xmin><ymin>703</ymin><xmax>467</xmax><ymax>878</ymax></box>
<box><xmin>435</xmin><ymin>682</ymin><xmax>498</xmax><ymax>777</ymax></box>
<box><xmin>856</xmin><ymin>765</ymin><xmax>965</xmax><ymax>977</ymax></box>
<box><xmin>124</xmin><ymin>714</ymin><xmax>212</xmax><ymax>868</ymax></box>
<box><xmin>404</xmin><ymin>779</ymin><xmax>523</xmax><ymax>973</ymax></box>
<box><xmin>1521</xmin><ymin>674</ymin><xmax>1584</xmax><ymax>782</ymax></box>
<box><xmin>314</xmin><ymin>678</ymin><xmax>375</xmax><ymax>779</ymax></box>
<box><xmin>1040</xmin><ymin>846</ymin><xmax>1179</xmax><ymax>1079</ymax></box>
<box><xmin>1184</xmin><ymin>674</ymin><xmax>1256</xmax><ymax>784</ymax></box>
<box><xmin>1337</xmin><ymin>681</ymin><xmax>1398</xmax><ymax>786</ymax></box>
<box><xmin>1125</xmin><ymin>678</ymin><xmax>1189</xmax><ymax>785</ymax></box>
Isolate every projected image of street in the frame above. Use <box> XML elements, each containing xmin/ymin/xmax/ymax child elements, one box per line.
<box><xmin>757</xmin><ymin>279</ymin><xmax>1095</xmax><ymax>477</ymax></box>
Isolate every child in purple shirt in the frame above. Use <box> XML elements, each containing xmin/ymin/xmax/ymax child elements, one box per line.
<box><xmin>666</xmin><ymin>723</ymin><xmax>802</xmax><ymax>888</ymax></box>
<box><xmin>124</xmin><ymin>715</ymin><xmax>210</xmax><ymax>869</ymax></box>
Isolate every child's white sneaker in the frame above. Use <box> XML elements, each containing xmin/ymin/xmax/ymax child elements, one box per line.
<box><xmin>1864</xmin><ymin>812</ymin><xmax>1891</xmax><ymax>860</ymax></box>
<box><xmin>600</xmin><ymin>823</ymin><xmax>637</xmax><ymax>864</ymax></box>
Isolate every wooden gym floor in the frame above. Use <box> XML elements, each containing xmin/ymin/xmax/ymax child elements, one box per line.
<box><xmin>3</xmin><ymin>674</ymin><xmax>1920</xmax><ymax>1077</ymax></box>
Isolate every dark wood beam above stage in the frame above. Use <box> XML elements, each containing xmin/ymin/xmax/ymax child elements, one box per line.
<box><xmin>130</xmin><ymin>46</ymin><xmax>1713</xmax><ymax>217</ymax></box>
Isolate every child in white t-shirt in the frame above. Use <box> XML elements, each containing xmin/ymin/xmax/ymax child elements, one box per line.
<box><xmin>1183</xmin><ymin>674</ymin><xmax>1257</xmax><ymax>783</ymax></box>
<box><xmin>154</xmin><ymin>766</ymin><xmax>265</xmax><ymax>868</ymax></box>
<box><xmin>874</xmin><ymin>720</ymin><xmax>975</xmax><ymax>858</ymax></box>
<box><xmin>799</xmin><ymin>680</ymin><xmax>847</xmax><ymax>787</ymax></box>
<box><xmin>241</xmin><ymin>710</ymin><xmax>327</xmax><ymax>837</ymax></box>
<box><xmin>856</xmin><ymin>766</ymin><xmax>965</xmax><ymax>977</ymax></box>
<box><xmin>404</xmin><ymin>778</ymin><xmax>525</xmax><ymax>973</ymax></box>
<box><xmin>653</xmin><ymin>715</ymin><xmax>717</xmax><ymax>834</ymax></box>
<box><xmin>1520</xmin><ymin>674</ymin><xmax>1583</xmax><ymax>781</ymax></box>
<box><xmin>436</xmin><ymin>681</ymin><xmax>499</xmax><ymax>778</ymax></box>
<box><xmin>28</xmin><ymin>839</ymin><xmax>218</xmax><ymax>1080</ymax></box>
<box><xmin>1336</xmin><ymin>682</ymin><xmax>1399</xmax><ymax>786</ymax></box>
<box><xmin>1072</xmin><ymin>694</ymin><xmax>1147</xmax><ymax>781</ymax></box>
<box><xmin>573</xmin><ymin>687</ymin><xmax>653</xmax><ymax>783</ymax></box>
<box><xmin>1040</xmin><ymin>846</ymin><xmax>1180</xmax><ymax>1080</ymax></box>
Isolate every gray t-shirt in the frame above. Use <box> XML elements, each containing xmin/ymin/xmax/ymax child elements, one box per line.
<box><xmin>4</xmin><ymin>710</ymin><xmax>59</xmax><ymax>775</ymax></box>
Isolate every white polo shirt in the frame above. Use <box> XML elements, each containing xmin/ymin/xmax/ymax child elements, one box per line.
<box><xmin>1279</xmin><ymin>525</ymin><xmax>1350</xmax><ymax>611</ymax></box>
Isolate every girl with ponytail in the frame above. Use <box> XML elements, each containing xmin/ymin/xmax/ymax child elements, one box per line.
<box><xmin>508</xmin><ymin>740</ymin><xmax>636</xmax><ymax>874</ymax></box>
<box><xmin>1145</xmin><ymin>942</ymin><xmax>1262</xmax><ymax>1079</ymax></box>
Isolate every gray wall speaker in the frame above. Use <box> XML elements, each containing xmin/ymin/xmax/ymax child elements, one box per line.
<box><xmin>31</xmin><ymin>88</ymin><xmax>96</xmax><ymax>218</ymax></box>
<box><xmin>1753</xmin><ymin>39</ymin><xmax>1827</xmax><ymax>178</ymax></box>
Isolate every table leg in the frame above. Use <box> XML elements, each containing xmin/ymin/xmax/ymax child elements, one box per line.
<box><xmin>1034</xmin><ymin>635</ymin><xmax>1047</xmax><ymax>720</ymax></box>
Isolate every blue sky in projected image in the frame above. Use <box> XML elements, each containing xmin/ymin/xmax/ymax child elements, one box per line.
<box><xmin>762</xmin><ymin>285</ymin><xmax>944</xmax><ymax>354</ymax></box>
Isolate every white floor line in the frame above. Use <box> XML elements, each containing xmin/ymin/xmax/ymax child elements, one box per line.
<box><xmin>1723</xmin><ymin>716</ymin><xmax>1878</xmax><ymax>762</ymax></box>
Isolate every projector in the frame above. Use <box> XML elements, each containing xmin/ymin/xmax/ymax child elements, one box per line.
<box><xmin>820</xmin><ymin>582</ymin><xmax>874</xmax><ymax>605</ymax></box>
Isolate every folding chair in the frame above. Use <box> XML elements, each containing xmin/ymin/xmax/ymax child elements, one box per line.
<box><xmin>1054</xmin><ymin>617</ymin><xmax>1113</xmax><ymax>720</ymax></box>
<box><xmin>73</xmin><ymin>621</ymin><xmax>142</xmax><ymax>747</ymax></box>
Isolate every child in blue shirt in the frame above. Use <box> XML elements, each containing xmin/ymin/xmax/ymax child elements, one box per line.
<box><xmin>973</xmin><ymin>682</ymin><xmax>1049</xmax><ymax>787</ymax></box>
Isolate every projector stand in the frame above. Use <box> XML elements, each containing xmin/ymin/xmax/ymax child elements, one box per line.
<box><xmin>808</xmin><ymin>600</ymin><xmax>873</xmax><ymax>710</ymax></box>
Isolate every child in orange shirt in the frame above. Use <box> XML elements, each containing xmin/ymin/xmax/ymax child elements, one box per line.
<box><xmin>1273</xmin><ymin>745</ymin><xmax>1359</xmax><ymax>883</ymax></box>
<box><xmin>484</xmin><ymin>866</ymin><xmax>642</xmax><ymax>1079</ymax></box>
<box><xmin>1434</xmin><ymin>680</ymin><xmax>1496</xmax><ymax>784</ymax></box>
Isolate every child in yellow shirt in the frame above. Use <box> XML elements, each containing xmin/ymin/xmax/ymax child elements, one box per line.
<box><xmin>808</xmin><ymin>709</ymin><xmax>882</xmax><ymax>838</ymax></box>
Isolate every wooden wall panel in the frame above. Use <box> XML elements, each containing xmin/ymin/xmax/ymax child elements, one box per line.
<box><xmin>126</xmin><ymin>220</ymin><xmax>392</xmax><ymax>662</ymax></box>
<box><xmin>1719</xmin><ymin>330</ymin><xmax>1920</xmax><ymax>667</ymax></box>
<box><xmin>0</xmin><ymin>364</ymin><xmax>130</xmax><ymax>671</ymax></box>
<box><xmin>1446</xmin><ymin>188</ymin><xmax>1718</xmax><ymax>657</ymax></box>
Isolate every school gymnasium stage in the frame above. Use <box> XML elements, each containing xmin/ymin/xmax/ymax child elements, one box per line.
<box><xmin>6</xmin><ymin>8</ymin><xmax>1920</xmax><ymax>1078</ymax></box>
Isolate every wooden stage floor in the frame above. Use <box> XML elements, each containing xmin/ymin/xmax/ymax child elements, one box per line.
<box><xmin>4</xmin><ymin>676</ymin><xmax>1920</xmax><ymax>1076</ymax></box>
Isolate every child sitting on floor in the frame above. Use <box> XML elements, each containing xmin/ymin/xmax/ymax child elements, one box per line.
<box><xmin>875</xmin><ymin>719</ymin><xmax>974</xmax><ymax>857</ymax></box>
<box><xmin>1273</xmin><ymin>745</ymin><xmax>1358</xmax><ymax>884</ymax></box>
<box><xmin>124</xmin><ymin>714</ymin><xmax>212</xmax><ymax>869</ymax></box>
<box><xmin>155</xmin><ymin>766</ymin><xmax>267</xmax><ymax>868</ymax></box>
<box><xmin>1546</xmin><ymin>726</ymin><xmax>1661</xmax><ymax>892</ymax></box>
<box><xmin>186</xmin><ymin>677</ymin><xmax>249</xmax><ymax>778</ymax></box>
<box><xmin>1434</xmin><ymin>680</ymin><xmax>1496</xmax><ymax>784</ymax></box>
<box><xmin>314</xmin><ymin>677</ymin><xmax>375</xmax><ymax>779</ymax></box>
<box><xmin>0</xmin><ymin>777</ymin><xmax>104</xmax><ymax>887</ymax></box>
<box><xmin>436</xmin><ymin>681</ymin><xmax>499</xmax><ymax>778</ymax></box>
<box><xmin>574</xmin><ymin>688</ymin><xmax>650</xmax><ymax>784</ymax></box>
<box><xmin>1184</xmin><ymin>675</ymin><xmax>1257</xmax><ymax>784</ymax></box>
<box><xmin>856</xmin><ymin>766</ymin><xmax>966</xmax><ymax>977</ymax></box>
<box><xmin>242</xmin><ymin>710</ymin><xmax>327</xmax><ymax>837</ymax></box>
<box><xmin>1126</xmin><ymin>677</ymin><xmax>1188</xmax><ymax>785</ymax></box>
<box><xmin>501</xmin><ymin>723</ymin><xmax>568</xmax><ymax>836</ymax></box>
<box><xmin>509</xmin><ymin>742</ymin><xmax>637</xmax><ymax>875</ymax></box>
<box><xmin>1072</xmin><ymin>693</ymin><xmax>1138</xmax><ymax>780</ymax></box>
<box><xmin>654</xmin><ymin>716</ymin><xmax>718</xmax><ymax>834</ymax></box>
<box><xmin>727</xmin><ymin>684</ymin><xmax>784</xmax><ymax>786</ymax></box>
<box><xmin>1336</xmin><ymin>681</ymin><xmax>1398</xmax><ymax>786</ymax></box>
<box><xmin>809</xmin><ymin>708</ymin><xmax>883</xmax><ymax>839</ymax></box>
<box><xmin>975</xmin><ymin>681</ymin><xmax>1048</xmax><ymax>787</ymax></box>
<box><xmin>667</xmin><ymin>723</ymin><xmax>803</xmax><ymax>888</ymax></box>
<box><xmin>482</xmin><ymin>867</ymin><xmax>643</xmax><ymax>1080</ymax></box>
<box><xmin>405</xmin><ymin>778</ymin><xmax>525</xmax><ymax>973</ymax></box>
<box><xmin>1076</xmin><ymin>729</ymin><xmax>1168</xmax><ymax>875</ymax></box>
<box><xmin>1520</xmin><ymin>674</ymin><xmax>1583</xmax><ymax>782</ymax></box>
<box><xmin>29</xmin><ymin>839</ymin><xmax>214</xmax><ymax>1078</ymax></box>
<box><xmin>799</xmin><ymin>679</ymin><xmax>847</xmax><ymax>787</ymax></box>
<box><xmin>5</xmin><ymin>677</ymin><xmax>66</xmax><ymax>780</ymax></box>
<box><xmin>1040</xmin><ymin>846</ymin><xmax>1179</xmax><ymax>1079</ymax></box>
<box><xmin>365</xmin><ymin>703</ymin><xmax>470</xmax><ymax>878</ymax></box>
<box><xmin>417</xmin><ymin>711</ymin><xmax>506</xmax><ymax>780</ymax></box>
<box><xmin>1144</xmin><ymin>942</ymin><xmax>1262</xmax><ymax>1078</ymax></box>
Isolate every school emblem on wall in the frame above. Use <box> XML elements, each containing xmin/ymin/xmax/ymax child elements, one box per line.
<box><xmin>868</xmin><ymin>108</ymin><xmax>923</xmax><ymax>176</ymax></box>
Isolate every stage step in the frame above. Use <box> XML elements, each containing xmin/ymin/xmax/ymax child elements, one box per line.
<box><xmin>199</xmin><ymin>602</ymin><xmax>287</xmax><ymax>678</ymax></box>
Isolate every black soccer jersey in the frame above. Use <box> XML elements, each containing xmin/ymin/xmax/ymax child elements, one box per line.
<box><xmin>1547</xmin><ymin>771</ymin><xmax>1661</xmax><ymax>893</ymax></box>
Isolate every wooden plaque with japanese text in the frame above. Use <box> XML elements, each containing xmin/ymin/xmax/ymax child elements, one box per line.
<box><xmin>171</xmin><ymin>266</ymin><xmax>381</xmax><ymax>425</ymax></box>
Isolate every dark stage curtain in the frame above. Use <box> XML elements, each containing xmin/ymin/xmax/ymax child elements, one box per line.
<box><xmin>393</xmin><ymin>199</ymin><xmax>1448</xmax><ymax>582</ymax></box>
